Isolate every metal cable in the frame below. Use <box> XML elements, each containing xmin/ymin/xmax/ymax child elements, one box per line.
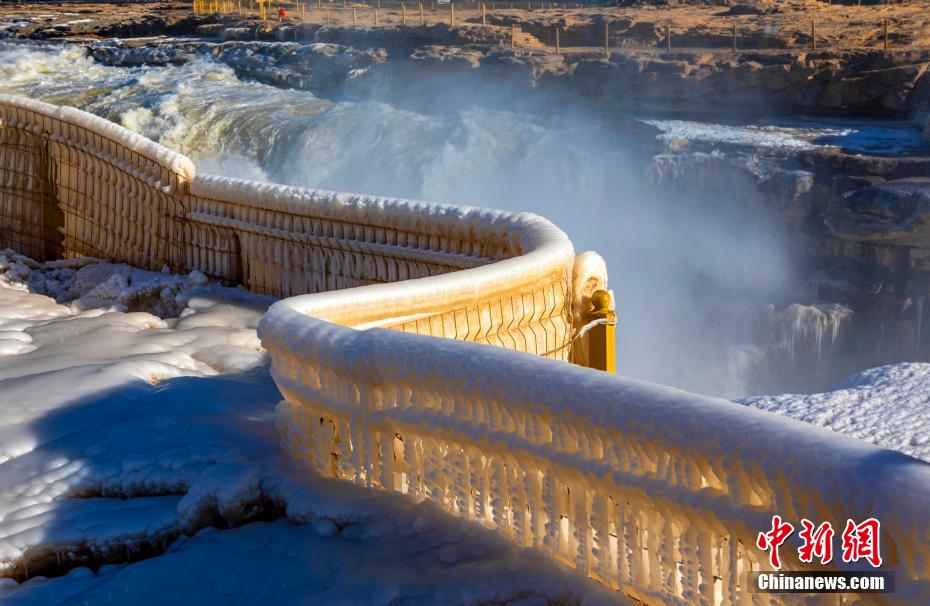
<box><xmin>541</xmin><ymin>317</ymin><xmax>616</xmax><ymax>358</ymax></box>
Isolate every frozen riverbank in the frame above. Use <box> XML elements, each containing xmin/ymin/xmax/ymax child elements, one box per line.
<box><xmin>3</xmin><ymin>1</ymin><xmax>930</xmax><ymax>124</ymax></box>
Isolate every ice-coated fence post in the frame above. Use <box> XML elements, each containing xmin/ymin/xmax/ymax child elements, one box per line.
<box><xmin>588</xmin><ymin>289</ymin><xmax>615</xmax><ymax>374</ymax></box>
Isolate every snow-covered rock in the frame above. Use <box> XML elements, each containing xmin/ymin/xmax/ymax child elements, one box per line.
<box><xmin>740</xmin><ymin>362</ymin><xmax>930</xmax><ymax>462</ymax></box>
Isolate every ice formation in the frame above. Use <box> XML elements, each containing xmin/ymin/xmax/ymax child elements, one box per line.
<box><xmin>777</xmin><ymin>302</ymin><xmax>853</xmax><ymax>360</ymax></box>
<box><xmin>645</xmin><ymin>118</ymin><xmax>927</xmax><ymax>155</ymax></box>
<box><xmin>0</xmin><ymin>251</ymin><xmax>222</xmax><ymax>316</ymax></box>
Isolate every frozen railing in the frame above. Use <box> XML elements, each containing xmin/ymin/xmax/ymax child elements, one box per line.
<box><xmin>2</xmin><ymin>94</ymin><xmax>929</xmax><ymax>604</ymax></box>
<box><xmin>262</xmin><ymin>294</ymin><xmax>930</xmax><ymax>605</ymax></box>
<box><xmin>0</xmin><ymin>93</ymin><xmax>603</xmax><ymax>359</ymax></box>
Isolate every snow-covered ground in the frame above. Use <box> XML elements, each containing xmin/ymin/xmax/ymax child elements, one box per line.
<box><xmin>740</xmin><ymin>363</ymin><xmax>930</xmax><ymax>463</ymax></box>
<box><xmin>0</xmin><ymin>252</ymin><xmax>613</xmax><ymax>605</ymax></box>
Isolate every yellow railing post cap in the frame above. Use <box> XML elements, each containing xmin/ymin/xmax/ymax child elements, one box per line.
<box><xmin>590</xmin><ymin>289</ymin><xmax>616</xmax><ymax>322</ymax></box>
<box><xmin>591</xmin><ymin>289</ymin><xmax>610</xmax><ymax>311</ymax></box>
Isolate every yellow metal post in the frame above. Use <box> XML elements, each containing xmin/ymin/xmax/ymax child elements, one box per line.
<box><xmin>587</xmin><ymin>290</ymin><xmax>616</xmax><ymax>374</ymax></box>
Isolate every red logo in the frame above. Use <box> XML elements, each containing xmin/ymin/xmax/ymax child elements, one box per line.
<box><xmin>756</xmin><ymin>515</ymin><xmax>795</xmax><ymax>570</ymax></box>
<box><xmin>798</xmin><ymin>519</ymin><xmax>834</xmax><ymax>565</ymax></box>
<box><xmin>841</xmin><ymin>518</ymin><xmax>882</xmax><ymax>567</ymax></box>
<box><xmin>757</xmin><ymin>516</ymin><xmax>882</xmax><ymax>570</ymax></box>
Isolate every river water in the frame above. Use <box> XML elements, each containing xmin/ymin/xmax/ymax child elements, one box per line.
<box><xmin>1</xmin><ymin>39</ymin><xmax>925</xmax><ymax>398</ymax></box>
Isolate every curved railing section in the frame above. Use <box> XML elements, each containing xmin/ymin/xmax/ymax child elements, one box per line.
<box><xmin>0</xmin><ymin>93</ymin><xmax>584</xmax><ymax>359</ymax></box>
<box><xmin>187</xmin><ymin>175</ymin><xmax>578</xmax><ymax>355</ymax></box>
<box><xmin>2</xmin><ymin>94</ymin><xmax>929</xmax><ymax>604</ymax></box>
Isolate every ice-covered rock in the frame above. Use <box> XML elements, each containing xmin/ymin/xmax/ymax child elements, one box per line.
<box><xmin>825</xmin><ymin>178</ymin><xmax>930</xmax><ymax>246</ymax></box>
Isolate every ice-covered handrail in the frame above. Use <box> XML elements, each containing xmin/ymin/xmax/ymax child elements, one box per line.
<box><xmin>0</xmin><ymin>94</ymin><xmax>195</xmax><ymax>193</ymax></box>
<box><xmin>184</xmin><ymin>178</ymin><xmax>579</xmax><ymax>353</ymax></box>
<box><xmin>0</xmin><ymin>94</ymin><xmax>196</xmax><ymax>268</ymax></box>
<box><xmin>0</xmin><ymin>94</ymin><xmax>581</xmax><ymax>359</ymax></box>
<box><xmin>262</xmin><ymin>304</ymin><xmax>930</xmax><ymax>604</ymax></box>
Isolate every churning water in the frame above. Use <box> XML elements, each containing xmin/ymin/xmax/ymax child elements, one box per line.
<box><xmin>0</xmin><ymin>39</ymin><xmax>922</xmax><ymax>398</ymax></box>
